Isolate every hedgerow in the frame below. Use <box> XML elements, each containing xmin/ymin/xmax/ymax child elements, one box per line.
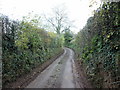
<box><xmin>2</xmin><ymin>14</ymin><xmax>64</xmax><ymax>86</ymax></box>
<box><xmin>73</xmin><ymin>2</ymin><xmax>120</xmax><ymax>88</ymax></box>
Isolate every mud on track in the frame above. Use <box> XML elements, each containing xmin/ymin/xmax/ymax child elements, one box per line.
<box><xmin>26</xmin><ymin>48</ymin><xmax>77</xmax><ymax>88</ymax></box>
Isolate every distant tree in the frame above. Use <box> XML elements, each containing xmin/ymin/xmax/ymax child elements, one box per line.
<box><xmin>44</xmin><ymin>6</ymin><xmax>72</xmax><ymax>34</ymax></box>
<box><xmin>64</xmin><ymin>28</ymin><xmax>73</xmax><ymax>46</ymax></box>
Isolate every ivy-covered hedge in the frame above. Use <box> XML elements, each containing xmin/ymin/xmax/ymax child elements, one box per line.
<box><xmin>73</xmin><ymin>2</ymin><xmax>120</xmax><ymax>88</ymax></box>
<box><xmin>2</xmin><ymin>14</ymin><xmax>64</xmax><ymax>86</ymax></box>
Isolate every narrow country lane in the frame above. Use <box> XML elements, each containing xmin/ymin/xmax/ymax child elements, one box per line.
<box><xmin>26</xmin><ymin>48</ymin><xmax>78</xmax><ymax>88</ymax></box>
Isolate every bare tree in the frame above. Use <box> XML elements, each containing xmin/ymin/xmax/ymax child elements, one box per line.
<box><xmin>44</xmin><ymin>6</ymin><xmax>72</xmax><ymax>34</ymax></box>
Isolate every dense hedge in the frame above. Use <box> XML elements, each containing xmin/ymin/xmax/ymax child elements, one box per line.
<box><xmin>1</xmin><ymin>14</ymin><xmax>64</xmax><ymax>86</ymax></box>
<box><xmin>64</xmin><ymin>30</ymin><xmax>73</xmax><ymax>47</ymax></box>
<box><xmin>73</xmin><ymin>2</ymin><xmax>120</xmax><ymax>88</ymax></box>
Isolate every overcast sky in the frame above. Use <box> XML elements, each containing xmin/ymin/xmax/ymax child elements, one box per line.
<box><xmin>0</xmin><ymin>0</ymin><xmax>101</xmax><ymax>33</ymax></box>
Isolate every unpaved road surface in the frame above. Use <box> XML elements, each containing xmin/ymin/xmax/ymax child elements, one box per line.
<box><xmin>26</xmin><ymin>48</ymin><xmax>79</xmax><ymax>88</ymax></box>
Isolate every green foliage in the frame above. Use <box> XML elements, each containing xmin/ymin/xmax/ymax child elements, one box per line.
<box><xmin>72</xmin><ymin>2</ymin><xmax>120</xmax><ymax>88</ymax></box>
<box><xmin>64</xmin><ymin>30</ymin><xmax>74</xmax><ymax>47</ymax></box>
<box><xmin>2</xmin><ymin>14</ymin><xmax>64</xmax><ymax>86</ymax></box>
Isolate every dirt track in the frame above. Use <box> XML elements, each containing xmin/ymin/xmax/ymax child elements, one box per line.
<box><xmin>26</xmin><ymin>48</ymin><xmax>79</xmax><ymax>88</ymax></box>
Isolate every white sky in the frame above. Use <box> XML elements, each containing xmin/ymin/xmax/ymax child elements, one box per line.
<box><xmin>0</xmin><ymin>0</ymin><xmax>101</xmax><ymax>33</ymax></box>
